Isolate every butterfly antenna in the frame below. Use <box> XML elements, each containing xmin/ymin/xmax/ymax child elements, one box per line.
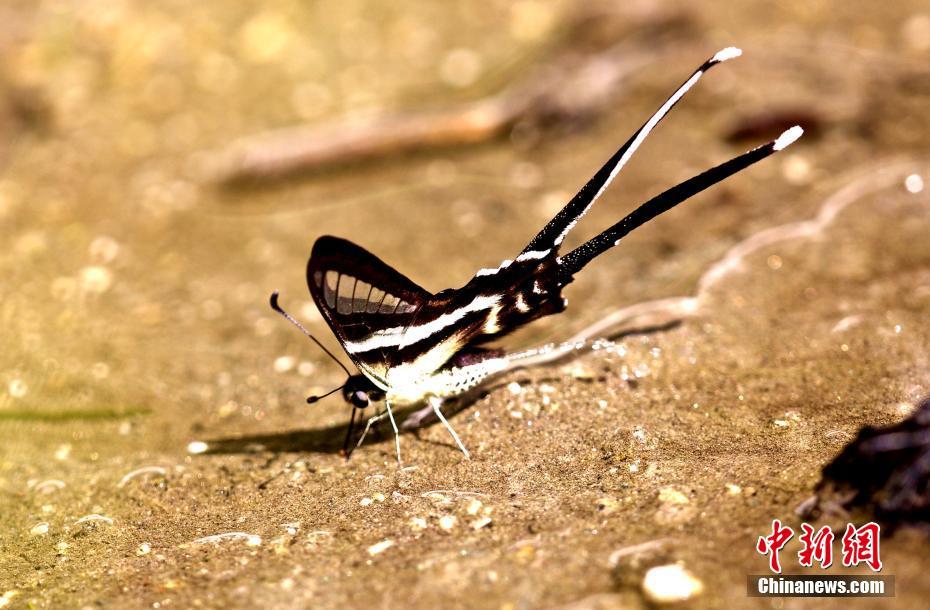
<box><xmin>306</xmin><ymin>385</ymin><xmax>343</xmax><ymax>405</ymax></box>
<box><xmin>269</xmin><ymin>291</ymin><xmax>353</xmax><ymax>378</ymax></box>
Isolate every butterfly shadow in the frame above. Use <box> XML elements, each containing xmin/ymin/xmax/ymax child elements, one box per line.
<box><xmin>199</xmin><ymin>402</ymin><xmax>467</xmax><ymax>457</ymax></box>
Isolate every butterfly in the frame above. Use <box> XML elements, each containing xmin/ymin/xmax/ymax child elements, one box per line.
<box><xmin>271</xmin><ymin>47</ymin><xmax>802</xmax><ymax>463</ymax></box>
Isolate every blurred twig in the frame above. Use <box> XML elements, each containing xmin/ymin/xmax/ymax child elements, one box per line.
<box><xmin>211</xmin><ymin>5</ymin><xmax>695</xmax><ymax>185</ymax></box>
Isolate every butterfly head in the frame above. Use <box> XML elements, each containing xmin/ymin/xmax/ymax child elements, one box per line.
<box><xmin>342</xmin><ymin>374</ymin><xmax>385</xmax><ymax>409</ymax></box>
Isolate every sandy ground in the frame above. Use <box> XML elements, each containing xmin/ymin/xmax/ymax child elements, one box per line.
<box><xmin>2</xmin><ymin>1</ymin><xmax>930</xmax><ymax>608</ymax></box>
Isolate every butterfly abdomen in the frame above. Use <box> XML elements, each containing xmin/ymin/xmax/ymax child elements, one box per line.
<box><xmin>468</xmin><ymin>261</ymin><xmax>568</xmax><ymax>345</ymax></box>
<box><xmin>386</xmin><ymin>356</ymin><xmax>510</xmax><ymax>405</ymax></box>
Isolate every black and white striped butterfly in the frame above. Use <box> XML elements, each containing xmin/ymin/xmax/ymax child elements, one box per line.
<box><xmin>271</xmin><ymin>48</ymin><xmax>802</xmax><ymax>463</ymax></box>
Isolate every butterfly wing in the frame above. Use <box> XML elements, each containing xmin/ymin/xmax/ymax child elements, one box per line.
<box><xmin>307</xmin><ymin>235</ymin><xmax>432</xmax><ymax>389</ymax></box>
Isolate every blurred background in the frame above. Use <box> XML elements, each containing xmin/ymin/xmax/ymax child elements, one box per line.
<box><xmin>2</xmin><ymin>1</ymin><xmax>930</xmax><ymax>608</ymax></box>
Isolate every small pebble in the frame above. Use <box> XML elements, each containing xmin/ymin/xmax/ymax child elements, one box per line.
<box><xmin>0</xmin><ymin>591</ymin><xmax>19</xmax><ymax>609</ymax></box>
<box><xmin>360</xmin><ymin>497</ymin><xmax>373</xmax><ymax>507</ymax></box>
<box><xmin>281</xmin><ymin>522</ymin><xmax>300</xmax><ymax>536</ymax></box>
<box><xmin>79</xmin><ymin>266</ymin><xmax>113</xmax><ymax>293</ymax></box>
<box><xmin>569</xmin><ymin>366</ymin><xmax>595</xmax><ymax>380</ymax></box>
<box><xmin>642</xmin><ymin>564</ymin><xmax>704</xmax><ymax>604</ymax></box>
<box><xmin>409</xmin><ymin>517</ymin><xmax>428</xmax><ymax>531</ymax></box>
<box><xmin>655</xmin><ymin>488</ymin><xmax>696</xmax><ymax>526</ymax></box>
<box><xmin>273</xmin><ymin>356</ymin><xmax>295</xmax><ymax>373</ymax></box>
<box><xmin>187</xmin><ymin>441</ymin><xmax>208</xmax><ymax>454</ymax></box>
<box><xmin>367</xmin><ymin>539</ymin><xmax>394</xmax><ymax>556</ymax></box>
<box><xmin>596</xmin><ymin>497</ymin><xmax>620</xmax><ymax>514</ymax></box>
<box><xmin>438</xmin><ymin>515</ymin><xmax>457</xmax><ymax>531</ymax></box>
<box><xmin>465</xmin><ymin>499</ymin><xmax>483</xmax><ymax>515</ymax></box>
<box><xmin>137</xmin><ymin>543</ymin><xmax>152</xmax><ymax>556</ymax></box>
<box><xmin>471</xmin><ymin>517</ymin><xmax>492</xmax><ymax>530</ymax></box>
<box><xmin>905</xmin><ymin>174</ymin><xmax>924</xmax><ymax>194</ymax></box>
<box><xmin>658</xmin><ymin>488</ymin><xmax>689</xmax><ymax>505</ymax></box>
<box><xmin>30</xmin><ymin>522</ymin><xmax>49</xmax><ymax>536</ymax></box>
<box><xmin>725</xmin><ymin>483</ymin><xmax>742</xmax><ymax>495</ymax></box>
<box><xmin>7</xmin><ymin>379</ymin><xmax>27</xmax><ymax>398</ymax></box>
<box><xmin>506</xmin><ymin>382</ymin><xmax>522</xmax><ymax>395</ymax></box>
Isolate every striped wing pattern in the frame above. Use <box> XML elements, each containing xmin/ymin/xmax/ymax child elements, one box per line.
<box><xmin>307</xmin><ymin>236</ymin><xmax>432</xmax><ymax>388</ymax></box>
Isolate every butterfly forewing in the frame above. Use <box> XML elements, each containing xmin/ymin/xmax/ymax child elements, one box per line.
<box><xmin>307</xmin><ymin>236</ymin><xmax>433</xmax><ymax>385</ymax></box>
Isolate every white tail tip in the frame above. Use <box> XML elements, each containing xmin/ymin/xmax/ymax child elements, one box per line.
<box><xmin>773</xmin><ymin>126</ymin><xmax>804</xmax><ymax>151</ymax></box>
<box><xmin>712</xmin><ymin>47</ymin><xmax>742</xmax><ymax>63</ymax></box>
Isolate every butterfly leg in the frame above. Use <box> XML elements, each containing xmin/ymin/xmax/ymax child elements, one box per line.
<box><xmin>355</xmin><ymin>409</ymin><xmax>388</xmax><ymax>452</ymax></box>
<box><xmin>384</xmin><ymin>399</ymin><xmax>402</xmax><ymax>465</ymax></box>
<box><xmin>428</xmin><ymin>396</ymin><xmax>470</xmax><ymax>459</ymax></box>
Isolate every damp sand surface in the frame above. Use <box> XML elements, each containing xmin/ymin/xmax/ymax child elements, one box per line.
<box><xmin>2</xmin><ymin>1</ymin><xmax>930</xmax><ymax>608</ymax></box>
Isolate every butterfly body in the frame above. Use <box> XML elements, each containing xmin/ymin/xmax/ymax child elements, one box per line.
<box><xmin>275</xmin><ymin>47</ymin><xmax>803</xmax><ymax>462</ymax></box>
<box><xmin>308</xmin><ymin>237</ymin><xmax>569</xmax><ymax>406</ymax></box>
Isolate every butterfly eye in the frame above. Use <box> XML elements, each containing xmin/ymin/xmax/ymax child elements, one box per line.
<box><xmin>351</xmin><ymin>391</ymin><xmax>369</xmax><ymax>409</ymax></box>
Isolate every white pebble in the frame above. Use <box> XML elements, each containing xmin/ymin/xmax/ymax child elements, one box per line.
<box><xmin>905</xmin><ymin>173</ymin><xmax>924</xmax><ymax>194</ymax></box>
<box><xmin>8</xmin><ymin>379</ymin><xmax>27</xmax><ymax>398</ymax></box>
<box><xmin>79</xmin><ymin>265</ymin><xmax>113</xmax><ymax>293</ymax></box>
<box><xmin>367</xmin><ymin>539</ymin><xmax>394</xmax><ymax>556</ymax></box>
<box><xmin>187</xmin><ymin>441</ymin><xmax>209</xmax><ymax>454</ymax></box>
<box><xmin>30</xmin><ymin>522</ymin><xmax>49</xmax><ymax>536</ymax></box>
<box><xmin>273</xmin><ymin>356</ymin><xmax>295</xmax><ymax>373</ymax></box>
<box><xmin>438</xmin><ymin>515</ymin><xmax>457</xmax><ymax>531</ymax></box>
<box><xmin>642</xmin><ymin>564</ymin><xmax>704</xmax><ymax>604</ymax></box>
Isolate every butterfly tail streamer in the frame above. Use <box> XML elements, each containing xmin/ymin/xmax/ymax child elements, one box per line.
<box><xmin>556</xmin><ymin>126</ymin><xmax>804</xmax><ymax>280</ymax></box>
<box><xmin>520</xmin><ymin>47</ymin><xmax>743</xmax><ymax>257</ymax></box>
